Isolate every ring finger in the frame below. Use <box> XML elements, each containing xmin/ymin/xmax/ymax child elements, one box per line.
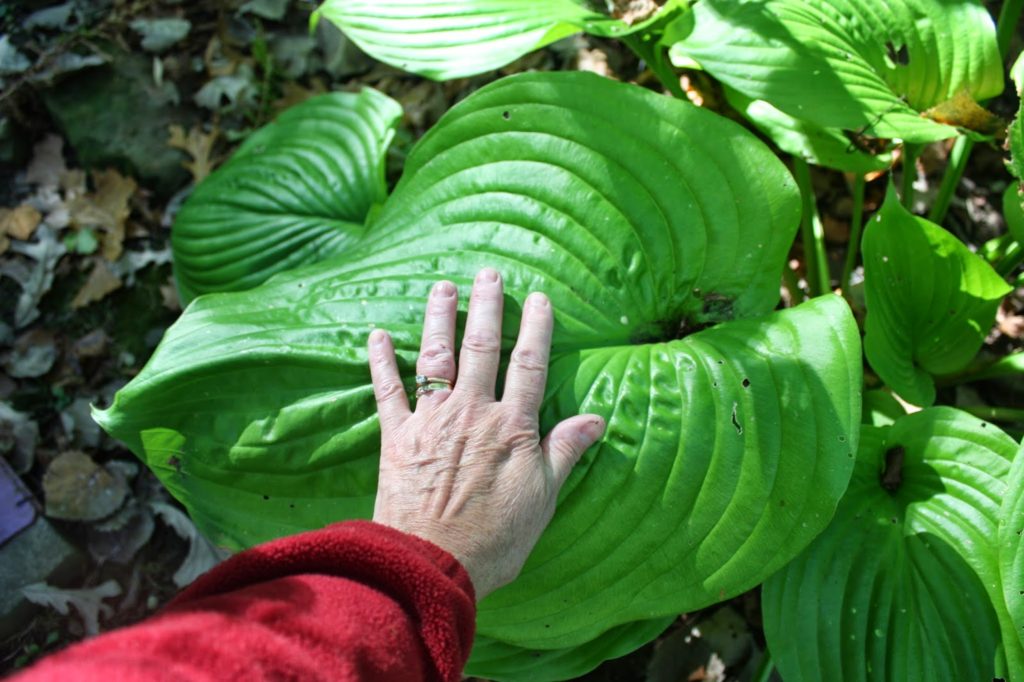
<box><xmin>415</xmin><ymin>280</ymin><xmax>458</xmax><ymax>409</ymax></box>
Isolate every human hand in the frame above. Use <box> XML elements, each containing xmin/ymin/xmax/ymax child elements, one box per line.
<box><xmin>368</xmin><ymin>269</ymin><xmax>606</xmax><ymax>599</ymax></box>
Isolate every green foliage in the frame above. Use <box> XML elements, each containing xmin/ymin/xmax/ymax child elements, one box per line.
<box><xmin>172</xmin><ymin>89</ymin><xmax>402</xmax><ymax>303</ymax></box>
<box><xmin>722</xmin><ymin>87</ymin><xmax>892</xmax><ymax>173</ymax></box>
<box><xmin>1000</xmin><ymin>444</ymin><xmax>1024</xmax><ymax>671</ymax></box>
<box><xmin>763</xmin><ymin>408</ymin><xmax>1020</xmax><ymax>680</ymax></box>
<box><xmin>670</xmin><ymin>0</ymin><xmax>1003</xmax><ymax>142</ymax></box>
<box><xmin>862</xmin><ymin>186</ymin><xmax>1011</xmax><ymax>406</ymax></box>
<box><xmin>96</xmin><ymin>72</ymin><xmax>865</xmax><ymax>679</ymax></box>
<box><xmin>314</xmin><ymin>0</ymin><xmax>683</xmax><ymax>80</ymax></box>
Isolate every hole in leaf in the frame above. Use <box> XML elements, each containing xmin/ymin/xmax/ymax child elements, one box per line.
<box><xmin>881</xmin><ymin>446</ymin><xmax>904</xmax><ymax>492</ymax></box>
<box><xmin>731</xmin><ymin>402</ymin><xmax>743</xmax><ymax>435</ymax></box>
<box><xmin>502</xmin><ymin>111</ymin><xmax>511</xmax><ymax>120</ymax></box>
<box><xmin>885</xmin><ymin>41</ymin><xmax>910</xmax><ymax>66</ymax></box>
<box><xmin>262</xmin><ymin>495</ymin><xmax>270</xmax><ymax>501</ymax></box>
<box><xmin>742</xmin><ymin>378</ymin><xmax>750</xmax><ymax>388</ymax></box>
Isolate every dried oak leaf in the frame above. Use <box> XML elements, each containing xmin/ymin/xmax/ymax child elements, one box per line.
<box><xmin>68</xmin><ymin>170</ymin><xmax>137</xmax><ymax>262</ymax></box>
<box><xmin>0</xmin><ymin>205</ymin><xmax>43</xmax><ymax>241</ymax></box>
<box><xmin>43</xmin><ymin>451</ymin><xmax>128</xmax><ymax>521</ymax></box>
<box><xmin>71</xmin><ymin>258</ymin><xmax>122</xmax><ymax>310</ymax></box>
<box><xmin>168</xmin><ymin>124</ymin><xmax>220</xmax><ymax>183</ymax></box>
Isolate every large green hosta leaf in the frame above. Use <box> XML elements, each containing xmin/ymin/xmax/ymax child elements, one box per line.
<box><xmin>763</xmin><ymin>408</ymin><xmax>1021</xmax><ymax>681</ymax></box>
<box><xmin>95</xmin><ymin>72</ymin><xmax>861</xmax><ymax>678</ymax></box>
<box><xmin>315</xmin><ymin>0</ymin><xmax>682</xmax><ymax>80</ymax></box>
<box><xmin>670</xmin><ymin>0</ymin><xmax>1003</xmax><ymax>143</ymax></box>
<box><xmin>1000</xmin><ymin>444</ymin><xmax>1024</xmax><ymax>672</ymax></box>
<box><xmin>862</xmin><ymin>186</ymin><xmax>1011</xmax><ymax>406</ymax></box>
<box><xmin>172</xmin><ymin>89</ymin><xmax>402</xmax><ymax>303</ymax></box>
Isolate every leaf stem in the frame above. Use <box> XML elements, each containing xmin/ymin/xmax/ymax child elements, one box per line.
<box><xmin>996</xmin><ymin>241</ymin><xmax>1024</xmax><ymax>276</ymax></box>
<box><xmin>781</xmin><ymin>261</ymin><xmax>805</xmax><ymax>306</ymax></box>
<box><xmin>793</xmin><ymin>158</ymin><xmax>830</xmax><ymax>296</ymax></box>
<box><xmin>753</xmin><ymin>648</ymin><xmax>775</xmax><ymax>682</ymax></box>
<box><xmin>900</xmin><ymin>143</ymin><xmax>919</xmax><ymax>211</ymax></box>
<box><xmin>926</xmin><ymin>0</ymin><xmax>1019</xmax><ymax>224</ymax></box>
<box><xmin>927</xmin><ymin>136</ymin><xmax>972</xmax><ymax>225</ymax></box>
<box><xmin>622</xmin><ymin>33</ymin><xmax>686</xmax><ymax>99</ymax></box>
<box><xmin>960</xmin><ymin>405</ymin><xmax>1024</xmax><ymax>423</ymax></box>
<box><xmin>841</xmin><ymin>174</ymin><xmax>866</xmax><ymax>297</ymax></box>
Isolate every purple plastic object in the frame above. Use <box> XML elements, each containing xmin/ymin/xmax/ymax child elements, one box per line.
<box><xmin>0</xmin><ymin>457</ymin><xmax>37</xmax><ymax>546</ymax></box>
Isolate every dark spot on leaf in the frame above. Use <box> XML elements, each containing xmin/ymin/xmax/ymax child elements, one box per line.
<box><xmin>262</xmin><ymin>495</ymin><xmax>270</xmax><ymax>501</ymax></box>
<box><xmin>779</xmin><ymin>499</ymin><xmax>786</xmax><ymax>507</ymax></box>
<box><xmin>502</xmin><ymin>111</ymin><xmax>511</xmax><ymax>120</ymax></box>
<box><xmin>289</xmin><ymin>503</ymin><xmax>295</xmax><ymax>509</ymax></box>
<box><xmin>168</xmin><ymin>456</ymin><xmax>181</xmax><ymax>473</ymax></box>
<box><xmin>891</xmin><ymin>517</ymin><xmax>898</xmax><ymax>524</ymax></box>
<box><xmin>885</xmin><ymin>41</ymin><xmax>909</xmax><ymax>66</ymax></box>
<box><xmin>731</xmin><ymin>402</ymin><xmax>743</xmax><ymax>435</ymax></box>
<box><xmin>838</xmin><ymin>435</ymin><xmax>846</xmax><ymax>442</ymax></box>
<box><xmin>881</xmin><ymin>446</ymin><xmax>904</xmax><ymax>492</ymax></box>
<box><xmin>717</xmin><ymin>359</ymin><xmax>724</xmax><ymax>365</ymax></box>
<box><xmin>742</xmin><ymin>378</ymin><xmax>750</xmax><ymax>388</ymax></box>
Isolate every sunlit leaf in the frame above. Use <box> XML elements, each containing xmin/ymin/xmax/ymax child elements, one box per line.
<box><xmin>862</xmin><ymin>185</ymin><xmax>1011</xmax><ymax>406</ymax></box>
<box><xmin>96</xmin><ymin>72</ymin><xmax>860</xmax><ymax>678</ymax></box>
<box><xmin>999</xmin><ymin>444</ymin><xmax>1024</xmax><ymax>672</ymax></box>
<box><xmin>315</xmin><ymin>0</ymin><xmax>682</xmax><ymax>80</ymax></box>
<box><xmin>670</xmin><ymin>0</ymin><xmax>1003</xmax><ymax>142</ymax></box>
<box><xmin>763</xmin><ymin>408</ymin><xmax>1020</xmax><ymax>681</ymax></box>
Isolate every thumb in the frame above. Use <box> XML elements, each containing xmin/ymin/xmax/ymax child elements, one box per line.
<box><xmin>541</xmin><ymin>414</ymin><xmax>606</xmax><ymax>486</ymax></box>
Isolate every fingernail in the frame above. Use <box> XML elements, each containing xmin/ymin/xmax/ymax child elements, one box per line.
<box><xmin>580</xmin><ymin>417</ymin><xmax>606</xmax><ymax>444</ymax></box>
<box><xmin>477</xmin><ymin>268</ymin><xmax>499</xmax><ymax>283</ymax></box>
<box><xmin>433</xmin><ymin>280</ymin><xmax>456</xmax><ymax>297</ymax></box>
<box><xmin>369</xmin><ymin>329</ymin><xmax>388</xmax><ymax>347</ymax></box>
<box><xmin>527</xmin><ymin>292</ymin><xmax>549</xmax><ymax>309</ymax></box>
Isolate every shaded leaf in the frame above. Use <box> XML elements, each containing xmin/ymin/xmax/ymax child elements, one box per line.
<box><xmin>130</xmin><ymin>18</ymin><xmax>192</xmax><ymax>53</ymax></box>
<box><xmin>1006</xmin><ymin>183</ymin><xmax>1024</xmax><ymax>244</ymax></box>
<box><xmin>22</xmin><ymin>580</ymin><xmax>121</xmax><ymax>637</ymax></box>
<box><xmin>43</xmin><ymin>451</ymin><xmax>128</xmax><ymax>521</ymax></box>
<box><xmin>171</xmin><ymin>89</ymin><xmax>402</xmax><ymax>302</ymax></box>
<box><xmin>0</xmin><ymin>225</ymin><xmax>66</xmax><ymax>328</ymax></box>
<box><xmin>150</xmin><ymin>501</ymin><xmax>228</xmax><ymax>587</ymax></box>
<box><xmin>862</xmin><ymin>185</ymin><xmax>1011</xmax><ymax>406</ymax></box>
<box><xmin>763</xmin><ymin>408</ymin><xmax>1020</xmax><ymax>681</ymax></box>
<box><xmin>723</xmin><ymin>87</ymin><xmax>892</xmax><ymax>173</ymax></box>
<box><xmin>670</xmin><ymin>0</ymin><xmax>1003</xmax><ymax>142</ymax></box>
<box><xmin>71</xmin><ymin>258</ymin><xmax>122</xmax><ymax>310</ymax></box>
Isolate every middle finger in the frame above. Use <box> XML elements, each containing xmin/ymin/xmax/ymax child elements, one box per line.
<box><xmin>456</xmin><ymin>268</ymin><xmax>504</xmax><ymax>398</ymax></box>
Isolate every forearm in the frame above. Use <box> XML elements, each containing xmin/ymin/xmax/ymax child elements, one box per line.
<box><xmin>12</xmin><ymin>521</ymin><xmax>476</xmax><ymax>682</ymax></box>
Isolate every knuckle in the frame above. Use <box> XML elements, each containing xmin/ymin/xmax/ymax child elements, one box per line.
<box><xmin>375</xmin><ymin>380</ymin><xmax>405</xmax><ymax>402</ymax></box>
<box><xmin>461</xmin><ymin>331</ymin><xmax>500</xmax><ymax>354</ymax></box>
<box><xmin>419</xmin><ymin>341</ymin><xmax>454</xmax><ymax>366</ymax></box>
<box><xmin>510</xmin><ymin>346</ymin><xmax>547</xmax><ymax>373</ymax></box>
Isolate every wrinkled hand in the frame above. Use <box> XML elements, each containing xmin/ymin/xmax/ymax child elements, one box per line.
<box><xmin>368</xmin><ymin>268</ymin><xmax>605</xmax><ymax>599</ymax></box>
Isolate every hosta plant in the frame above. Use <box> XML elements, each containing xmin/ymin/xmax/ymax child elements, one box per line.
<box><xmin>93</xmin><ymin>0</ymin><xmax>1024</xmax><ymax>679</ymax></box>
<box><xmin>96</xmin><ymin>72</ymin><xmax>863</xmax><ymax>679</ymax></box>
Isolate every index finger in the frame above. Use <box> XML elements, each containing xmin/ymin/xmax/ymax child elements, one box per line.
<box><xmin>502</xmin><ymin>292</ymin><xmax>553</xmax><ymax>412</ymax></box>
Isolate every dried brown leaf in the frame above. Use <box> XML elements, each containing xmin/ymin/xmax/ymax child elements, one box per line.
<box><xmin>610</xmin><ymin>0</ymin><xmax>663</xmax><ymax>25</ymax></box>
<box><xmin>0</xmin><ymin>205</ymin><xmax>43</xmax><ymax>241</ymax></box>
<box><xmin>43</xmin><ymin>451</ymin><xmax>127</xmax><ymax>522</ymax></box>
<box><xmin>71</xmin><ymin>259</ymin><xmax>122</xmax><ymax>309</ymax></box>
<box><xmin>168</xmin><ymin>124</ymin><xmax>219</xmax><ymax>183</ymax></box>
<box><xmin>923</xmin><ymin>90</ymin><xmax>1004</xmax><ymax>136</ymax></box>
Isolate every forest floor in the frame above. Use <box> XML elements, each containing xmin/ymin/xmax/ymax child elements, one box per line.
<box><xmin>0</xmin><ymin>1</ymin><xmax>1021</xmax><ymax>680</ymax></box>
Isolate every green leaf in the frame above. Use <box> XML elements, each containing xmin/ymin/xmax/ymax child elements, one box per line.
<box><xmin>1011</xmin><ymin>103</ymin><xmax>1024</xmax><ymax>187</ymax></box>
<box><xmin>763</xmin><ymin>408</ymin><xmax>1020</xmax><ymax>682</ymax></box>
<box><xmin>1005</xmin><ymin>183</ymin><xmax>1024</xmax><ymax>245</ymax></box>
<box><xmin>96</xmin><ymin>72</ymin><xmax>859</xmax><ymax>676</ymax></box>
<box><xmin>670</xmin><ymin>0</ymin><xmax>1003</xmax><ymax>143</ymax></box>
<box><xmin>723</xmin><ymin>86</ymin><xmax>892</xmax><ymax>173</ymax></box>
<box><xmin>999</xmin><ymin>444</ymin><xmax>1024</xmax><ymax>671</ymax></box>
<box><xmin>314</xmin><ymin>0</ymin><xmax>681</xmax><ymax>81</ymax></box>
<box><xmin>466</xmin><ymin>616</ymin><xmax>675</xmax><ymax>680</ymax></box>
<box><xmin>171</xmin><ymin>89</ymin><xmax>402</xmax><ymax>304</ymax></box>
<box><xmin>862</xmin><ymin>185</ymin><xmax>1012</xmax><ymax>406</ymax></box>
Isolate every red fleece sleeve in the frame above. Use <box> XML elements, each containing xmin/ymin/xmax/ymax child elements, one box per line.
<box><xmin>12</xmin><ymin>521</ymin><xmax>476</xmax><ymax>682</ymax></box>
